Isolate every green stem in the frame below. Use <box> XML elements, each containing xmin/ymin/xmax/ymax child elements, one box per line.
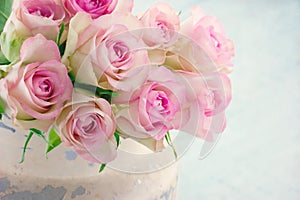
<box><xmin>165</xmin><ymin>131</ymin><xmax>178</xmax><ymax>159</ymax></box>
<box><xmin>19</xmin><ymin>131</ymin><xmax>34</xmax><ymax>163</ymax></box>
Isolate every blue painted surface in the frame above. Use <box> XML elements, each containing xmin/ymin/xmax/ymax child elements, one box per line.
<box><xmin>0</xmin><ymin>178</ymin><xmax>10</xmax><ymax>193</ymax></box>
<box><xmin>71</xmin><ymin>186</ymin><xmax>86</xmax><ymax>199</ymax></box>
<box><xmin>1</xmin><ymin>185</ymin><xmax>67</xmax><ymax>200</ymax></box>
<box><xmin>160</xmin><ymin>186</ymin><xmax>175</xmax><ymax>200</ymax></box>
<box><xmin>65</xmin><ymin>150</ymin><xmax>77</xmax><ymax>161</ymax></box>
<box><xmin>0</xmin><ymin>122</ymin><xmax>15</xmax><ymax>133</ymax></box>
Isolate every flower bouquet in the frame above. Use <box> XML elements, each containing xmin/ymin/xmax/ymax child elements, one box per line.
<box><xmin>0</xmin><ymin>0</ymin><xmax>234</xmax><ymax>198</ymax></box>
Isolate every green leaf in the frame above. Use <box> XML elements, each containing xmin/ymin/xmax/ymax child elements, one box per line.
<box><xmin>0</xmin><ymin>114</ymin><xmax>2</xmax><ymax>120</ymax></box>
<box><xmin>30</xmin><ymin>128</ymin><xmax>49</xmax><ymax>144</ymax></box>
<box><xmin>73</xmin><ymin>80</ymin><xmax>117</xmax><ymax>103</ymax></box>
<box><xmin>0</xmin><ymin>69</ymin><xmax>8</xmax><ymax>78</ymax></box>
<box><xmin>56</xmin><ymin>22</ymin><xmax>66</xmax><ymax>56</ymax></box>
<box><xmin>99</xmin><ymin>163</ymin><xmax>106</xmax><ymax>173</ymax></box>
<box><xmin>56</xmin><ymin>22</ymin><xmax>65</xmax><ymax>45</ymax></box>
<box><xmin>69</xmin><ymin>71</ymin><xmax>118</xmax><ymax>104</ymax></box>
<box><xmin>95</xmin><ymin>87</ymin><xmax>118</xmax><ymax>103</ymax></box>
<box><xmin>95</xmin><ymin>87</ymin><xmax>115</xmax><ymax>96</ymax></box>
<box><xmin>0</xmin><ymin>11</ymin><xmax>8</xmax><ymax>21</ymax></box>
<box><xmin>0</xmin><ymin>98</ymin><xmax>5</xmax><ymax>114</ymax></box>
<box><xmin>68</xmin><ymin>72</ymin><xmax>75</xmax><ymax>83</ymax></box>
<box><xmin>19</xmin><ymin>131</ymin><xmax>34</xmax><ymax>163</ymax></box>
<box><xmin>46</xmin><ymin>126</ymin><xmax>62</xmax><ymax>154</ymax></box>
<box><xmin>0</xmin><ymin>0</ymin><xmax>13</xmax><ymax>33</ymax></box>
<box><xmin>58</xmin><ymin>41</ymin><xmax>66</xmax><ymax>57</ymax></box>
<box><xmin>165</xmin><ymin>131</ymin><xmax>178</xmax><ymax>159</ymax></box>
<box><xmin>0</xmin><ymin>105</ymin><xmax>3</xmax><ymax>114</ymax></box>
<box><xmin>0</xmin><ymin>48</ymin><xmax>10</xmax><ymax>65</ymax></box>
<box><xmin>20</xmin><ymin>128</ymin><xmax>50</xmax><ymax>163</ymax></box>
<box><xmin>114</xmin><ymin>132</ymin><xmax>120</xmax><ymax>148</ymax></box>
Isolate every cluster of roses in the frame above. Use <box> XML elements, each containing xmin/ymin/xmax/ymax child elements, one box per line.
<box><xmin>0</xmin><ymin>0</ymin><xmax>234</xmax><ymax>165</ymax></box>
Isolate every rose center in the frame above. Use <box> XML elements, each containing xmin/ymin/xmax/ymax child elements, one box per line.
<box><xmin>74</xmin><ymin>0</ymin><xmax>115</xmax><ymax>18</ymax></box>
<box><xmin>108</xmin><ymin>41</ymin><xmax>130</xmax><ymax>66</ymax></box>
<box><xmin>210</xmin><ymin>33</ymin><xmax>221</xmax><ymax>48</ymax></box>
<box><xmin>77</xmin><ymin>0</ymin><xmax>110</xmax><ymax>10</ymax></box>
<box><xmin>156</xmin><ymin>21</ymin><xmax>171</xmax><ymax>41</ymax></box>
<box><xmin>28</xmin><ymin>7</ymin><xmax>53</xmax><ymax>19</ymax></box>
<box><xmin>32</xmin><ymin>75</ymin><xmax>54</xmax><ymax>99</ymax></box>
<box><xmin>39</xmin><ymin>79</ymin><xmax>52</xmax><ymax>93</ymax></box>
<box><xmin>148</xmin><ymin>90</ymin><xmax>170</xmax><ymax>115</ymax></box>
<box><xmin>87</xmin><ymin>0</ymin><xmax>99</xmax><ymax>9</ymax></box>
<box><xmin>83</xmin><ymin>120</ymin><xmax>96</xmax><ymax>133</ymax></box>
<box><xmin>80</xmin><ymin>115</ymin><xmax>98</xmax><ymax>134</ymax></box>
<box><xmin>154</xmin><ymin>95</ymin><xmax>169</xmax><ymax>111</ymax></box>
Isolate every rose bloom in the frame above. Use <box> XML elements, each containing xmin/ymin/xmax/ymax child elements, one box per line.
<box><xmin>113</xmin><ymin>66</ymin><xmax>189</xmax><ymax>141</ymax></box>
<box><xmin>139</xmin><ymin>2</ymin><xmax>180</xmax><ymax>47</ymax></box>
<box><xmin>1</xmin><ymin>0</ymin><xmax>65</xmax><ymax>62</ymax></box>
<box><xmin>63</xmin><ymin>12</ymin><xmax>150</xmax><ymax>91</ymax></box>
<box><xmin>176</xmin><ymin>71</ymin><xmax>232</xmax><ymax>141</ymax></box>
<box><xmin>62</xmin><ymin>0</ymin><xmax>133</xmax><ymax>20</ymax></box>
<box><xmin>56</xmin><ymin>94</ymin><xmax>117</xmax><ymax>164</ymax></box>
<box><xmin>181</xmin><ymin>6</ymin><xmax>235</xmax><ymax>72</ymax></box>
<box><xmin>13</xmin><ymin>0</ymin><xmax>65</xmax><ymax>40</ymax></box>
<box><xmin>0</xmin><ymin>34</ymin><xmax>72</xmax><ymax>132</ymax></box>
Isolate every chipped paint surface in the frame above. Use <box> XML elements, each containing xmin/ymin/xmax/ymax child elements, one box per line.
<box><xmin>0</xmin><ymin>122</ymin><xmax>15</xmax><ymax>133</ymax></box>
<box><xmin>1</xmin><ymin>185</ymin><xmax>67</xmax><ymax>200</ymax></box>
<box><xmin>0</xmin><ymin>178</ymin><xmax>10</xmax><ymax>193</ymax></box>
<box><xmin>65</xmin><ymin>150</ymin><xmax>77</xmax><ymax>161</ymax></box>
<box><xmin>0</xmin><ymin>117</ymin><xmax>178</xmax><ymax>200</ymax></box>
<box><xmin>160</xmin><ymin>186</ymin><xmax>176</xmax><ymax>200</ymax></box>
<box><xmin>71</xmin><ymin>186</ymin><xmax>86</xmax><ymax>199</ymax></box>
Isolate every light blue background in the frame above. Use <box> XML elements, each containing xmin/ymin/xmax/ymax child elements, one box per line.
<box><xmin>134</xmin><ymin>0</ymin><xmax>300</xmax><ymax>199</ymax></box>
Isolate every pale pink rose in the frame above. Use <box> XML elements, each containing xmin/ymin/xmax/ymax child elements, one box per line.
<box><xmin>62</xmin><ymin>0</ymin><xmax>133</xmax><ymax>20</ymax></box>
<box><xmin>113</xmin><ymin>66</ymin><xmax>189</xmax><ymax>141</ymax></box>
<box><xmin>63</xmin><ymin>12</ymin><xmax>150</xmax><ymax>91</ymax></box>
<box><xmin>56</xmin><ymin>94</ymin><xmax>117</xmax><ymax>164</ymax></box>
<box><xmin>177</xmin><ymin>71</ymin><xmax>232</xmax><ymax>141</ymax></box>
<box><xmin>145</xmin><ymin>37</ymin><xmax>219</xmax><ymax>74</ymax></box>
<box><xmin>139</xmin><ymin>2</ymin><xmax>180</xmax><ymax>47</ymax></box>
<box><xmin>0</xmin><ymin>34</ymin><xmax>72</xmax><ymax>131</ymax></box>
<box><xmin>12</xmin><ymin>0</ymin><xmax>63</xmax><ymax>10</ymax></box>
<box><xmin>89</xmin><ymin>26</ymin><xmax>150</xmax><ymax>91</ymax></box>
<box><xmin>181</xmin><ymin>6</ymin><xmax>234</xmax><ymax>71</ymax></box>
<box><xmin>0</xmin><ymin>0</ymin><xmax>65</xmax><ymax>62</ymax></box>
<box><xmin>13</xmin><ymin>0</ymin><xmax>65</xmax><ymax>40</ymax></box>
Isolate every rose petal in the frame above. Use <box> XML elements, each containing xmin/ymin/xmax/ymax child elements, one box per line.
<box><xmin>20</xmin><ymin>34</ymin><xmax>60</xmax><ymax>63</ymax></box>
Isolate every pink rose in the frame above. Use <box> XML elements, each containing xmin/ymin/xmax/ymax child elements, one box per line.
<box><xmin>145</xmin><ymin>35</ymin><xmax>220</xmax><ymax>74</ymax></box>
<box><xmin>1</xmin><ymin>0</ymin><xmax>65</xmax><ymax>62</ymax></box>
<box><xmin>63</xmin><ymin>12</ymin><xmax>150</xmax><ymax>91</ymax></box>
<box><xmin>177</xmin><ymin>71</ymin><xmax>232</xmax><ymax>141</ymax></box>
<box><xmin>181</xmin><ymin>6</ymin><xmax>234</xmax><ymax>71</ymax></box>
<box><xmin>56</xmin><ymin>94</ymin><xmax>117</xmax><ymax>164</ymax></box>
<box><xmin>0</xmin><ymin>34</ymin><xmax>72</xmax><ymax>131</ymax></box>
<box><xmin>113</xmin><ymin>66</ymin><xmax>189</xmax><ymax>140</ymax></box>
<box><xmin>139</xmin><ymin>2</ymin><xmax>180</xmax><ymax>47</ymax></box>
<box><xmin>14</xmin><ymin>0</ymin><xmax>65</xmax><ymax>40</ymax></box>
<box><xmin>89</xmin><ymin>26</ymin><xmax>150</xmax><ymax>91</ymax></box>
<box><xmin>62</xmin><ymin>0</ymin><xmax>133</xmax><ymax>20</ymax></box>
